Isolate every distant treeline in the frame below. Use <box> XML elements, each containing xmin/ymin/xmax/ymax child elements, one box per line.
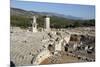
<box><xmin>11</xmin><ymin>15</ymin><xmax>95</xmax><ymax>29</ymax></box>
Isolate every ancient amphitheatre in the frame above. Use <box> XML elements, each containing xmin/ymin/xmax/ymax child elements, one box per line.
<box><xmin>10</xmin><ymin>16</ymin><xmax>95</xmax><ymax>66</ymax></box>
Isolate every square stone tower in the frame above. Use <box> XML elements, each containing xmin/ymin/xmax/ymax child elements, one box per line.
<box><xmin>32</xmin><ymin>16</ymin><xmax>38</xmax><ymax>32</ymax></box>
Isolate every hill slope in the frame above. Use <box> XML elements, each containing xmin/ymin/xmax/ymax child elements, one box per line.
<box><xmin>10</xmin><ymin>8</ymin><xmax>95</xmax><ymax>28</ymax></box>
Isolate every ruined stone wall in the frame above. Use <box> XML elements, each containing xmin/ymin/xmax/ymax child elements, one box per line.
<box><xmin>33</xmin><ymin>49</ymin><xmax>52</xmax><ymax>65</ymax></box>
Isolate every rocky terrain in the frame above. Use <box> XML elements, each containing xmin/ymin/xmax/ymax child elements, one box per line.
<box><xmin>10</xmin><ymin>27</ymin><xmax>95</xmax><ymax>66</ymax></box>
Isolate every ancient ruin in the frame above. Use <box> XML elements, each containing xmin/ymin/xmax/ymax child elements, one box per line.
<box><xmin>45</xmin><ymin>16</ymin><xmax>50</xmax><ymax>31</ymax></box>
<box><xmin>32</xmin><ymin>16</ymin><xmax>38</xmax><ymax>32</ymax></box>
<box><xmin>10</xmin><ymin>15</ymin><xmax>95</xmax><ymax>66</ymax></box>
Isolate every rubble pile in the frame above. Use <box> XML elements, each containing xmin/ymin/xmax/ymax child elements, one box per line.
<box><xmin>10</xmin><ymin>27</ymin><xmax>95</xmax><ymax>66</ymax></box>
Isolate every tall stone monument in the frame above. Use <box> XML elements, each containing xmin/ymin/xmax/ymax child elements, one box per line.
<box><xmin>32</xmin><ymin>16</ymin><xmax>38</xmax><ymax>32</ymax></box>
<box><xmin>45</xmin><ymin>16</ymin><xmax>50</xmax><ymax>31</ymax></box>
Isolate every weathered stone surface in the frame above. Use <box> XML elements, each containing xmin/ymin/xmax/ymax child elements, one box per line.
<box><xmin>11</xmin><ymin>27</ymin><xmax>95</xmax><ymax>66</ymax></box>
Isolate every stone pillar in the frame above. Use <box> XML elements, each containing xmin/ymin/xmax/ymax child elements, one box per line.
<box><xmin>55</xmin><ymin>39</ymin><xmax>63</xmax><ymax>51</ymax></box>
<box><xmin>45</xmin><ymin>16</ymin><xmax>50</xmax><ymax>31</ymax></box>
<box><xmin>32</xmin><ymin>16</ymin><xmax>37</xmax><ymax>32</ymax></box>
<box><xmin>73</xmin><ymin>43</ymin><xmax>77</xmax><ymax>50</ymax></box>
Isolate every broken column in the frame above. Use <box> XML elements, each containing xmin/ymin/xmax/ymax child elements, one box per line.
<box><xmin>45</xmin><ymin>16</ymin><xmax>50</xmax><ymax>31</ymax></box>
<box><xmin>32</xmin><ymin>16</ymin><xmax>38</xmax><ymax>32</ymax></box>
<box><xmin>55</xmin><ymin>39</ymin><xmax>63</xmax><ymax>51</ymax></box>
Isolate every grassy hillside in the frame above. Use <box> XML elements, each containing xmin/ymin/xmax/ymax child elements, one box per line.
<box><xmin>10</xmin><ymin>8</ymin><xmax>95</xmax><ymax>29</ymax></box>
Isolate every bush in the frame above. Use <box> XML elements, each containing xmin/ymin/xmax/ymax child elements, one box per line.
<box><xmin>11</xmin><ymin>15</ymin><xmax>32</xmax><ymax>28</ymax></box>
<box><xmin>11</xmin><ymin>15</ymin><xmax>95</xmax><ymax>29</ymax></box>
